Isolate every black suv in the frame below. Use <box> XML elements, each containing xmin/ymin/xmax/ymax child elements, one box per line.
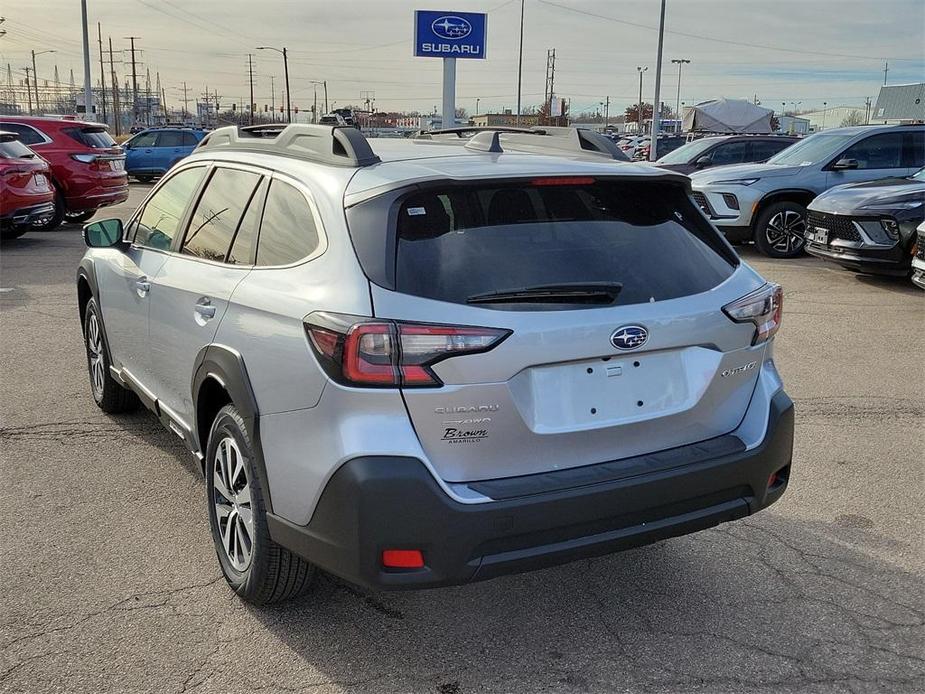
<box><xmin>656</xmin><ymin>135</ymin><xmax>799</xmax><ymax>175</ymax></box>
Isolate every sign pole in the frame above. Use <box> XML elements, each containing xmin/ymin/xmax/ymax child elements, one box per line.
<box><xmin>442</xmin><ymin>57</ymin><xmax>456</xmax><ymax>129</ymax></box>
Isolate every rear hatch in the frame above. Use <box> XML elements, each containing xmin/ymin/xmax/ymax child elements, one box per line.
<box><xmin>61</xmin><ymin>125</ymin><xmax>126</xmax><ymax>180</ymax></box>
<box><xmin>347</xmin><ymin>175</ymin><xmax>769</xmax><ymax>483</ymax></box>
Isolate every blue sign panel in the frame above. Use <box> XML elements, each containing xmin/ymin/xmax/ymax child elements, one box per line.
<box><xmin>414</xmin><ymin>10</ymin><xmax>487</xmax><ymax>59</ymax></box>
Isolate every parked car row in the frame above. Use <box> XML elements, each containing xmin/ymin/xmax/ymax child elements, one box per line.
<box><xmin>686</xmin><ymin>123</ymin><xmax>924</xmax><ymax>289</ymax></box>
<box><xmin>0</xmin><ymin>115</ymin><xmax>128</xmax><ymax>234</ymax></box>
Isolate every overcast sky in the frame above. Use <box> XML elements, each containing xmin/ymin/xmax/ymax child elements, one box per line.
<box><xmin>2</xmin><ymin>0</ymin><xmax>923</xmax><ymax>117</ymax></box>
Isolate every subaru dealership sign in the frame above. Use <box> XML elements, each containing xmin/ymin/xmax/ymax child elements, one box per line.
<box><xmin>414</xmin><ymin>10</ymin><xmax>487</xmax><ymax>59</ymax></box>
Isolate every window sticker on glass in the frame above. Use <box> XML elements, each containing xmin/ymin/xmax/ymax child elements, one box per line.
<box><xmin>407</xmin><ymin>207</ymin><xmax>427</xmax><ymax>216</ymax></box>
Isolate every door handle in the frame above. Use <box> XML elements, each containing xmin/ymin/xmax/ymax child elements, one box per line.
<box><xmin>135</xmin><ymin>277</ymin><xmax>150</xmax><ymax>296</ymax></box>
<box><xmin>194</xmin><ymin>299</ymin><xmax>216</xmax><ymax>322</ymax></box>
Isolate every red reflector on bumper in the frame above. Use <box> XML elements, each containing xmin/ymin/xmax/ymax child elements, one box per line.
<box><xmin>382</xmin><ymin>549</ymin><xmax>424</xmax><ymax>569</ymax></box>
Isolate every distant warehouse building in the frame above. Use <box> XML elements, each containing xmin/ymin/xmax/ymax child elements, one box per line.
<box><xmin>872</xmin><ymin>83</ymin><xmax>925</xmax><ymax>124</ymax></box>
<box><xmin>802</xmin><ymin>106</ymin><xmax>867</xmax><ymax>132</ymax></box>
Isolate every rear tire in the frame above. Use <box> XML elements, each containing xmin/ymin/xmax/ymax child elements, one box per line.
<box><xmin>83</xmin><ymin>298</ymin><xmax>140</xmax><ymax>413</ymax></box>
<box><xmin>754</xmin><ymin>201</ymin><xmax>807</xmax><ymax>258</ymax></box>
<box><xmin>0</xmin><ymin>228</ymin><xmax>29</xmax><ymax>242</ymax></box>
<box><xmin>134</xmin><ymin>175</ymin><xmax>154</xmax><ymax>183</ymax></box>
<box><xmin>206</xmin><ymin>405</ymin><xmax>315</xmax><ymax>605</ymax></box>
<box><xmin>65</xmin><ymin>209</ymin><xmax>96</xmax><ymax>224</ymax></box>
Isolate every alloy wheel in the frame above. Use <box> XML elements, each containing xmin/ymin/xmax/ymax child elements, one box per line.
<box><xmin>212</xmin><ymin>437</ymin><xmax>255</xmax><ymax>572</ymax></box>
<box><xmin>765</xmin><ymin>210</ymin><xmax>806</xmax><ymax>254</ymax></box>
<box><xmin>87</xmin><ymin>312</ymin><xmax>105</xmax><ymax>400</ymax></box>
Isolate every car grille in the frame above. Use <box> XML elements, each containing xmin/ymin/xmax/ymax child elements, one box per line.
<box><xmin>916</xmin><ymin>230</ymin><xmax>925</xmax><ymax>260</ymax></box>
<box><xmin>691</xmin><ymin>191</ymin><xmax>712</xmax><ymax>216</ymax></box>
<box><xmin>806</xmin><ymin>211</ymin><xmax>862</xmax><ymax>243</ymax></box>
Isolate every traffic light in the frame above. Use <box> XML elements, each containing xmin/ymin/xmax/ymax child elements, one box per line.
<box><xmin>264</xmin><ymin>104</ymin><xmax>268</xmax><ymax>112</ymax></box>
<box><xmin>231</xmin><ymin>103</ymin><xmax>236</xmax><ymax>111</ymax></box>
<box><xmin>294</xmin><ymin>106</ymin><xmax>299</xmax><ymax>114</ymax></box>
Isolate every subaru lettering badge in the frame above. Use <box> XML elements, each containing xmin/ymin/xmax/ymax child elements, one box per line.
<box><xmin>611</xmin><ymin>325</ymin><xmax>649</xmax><ymax>350</ymax></box>
<box><xmin>432</xmin><ymin>16</ymin><xmax>472</xmax><ymax>40</ymax></box>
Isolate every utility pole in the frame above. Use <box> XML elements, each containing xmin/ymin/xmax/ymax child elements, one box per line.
<box><xmin>23</xmin><ymin>66</ymin><xmax>33</xmax><ymax>114</ymax></box>
<box><xmin>515</xmin><ymin>0</ymin><xmax>525</xmax><ymax>125</ymax></box>
<box><xmin>96</xmin><ymin>23</ymin><xmax>107</xmax><ymax>123</ymax></box>
<box><xmin>671</xmin><ymin>58</ymin><xmax>690</xmax><ymax>134</ymax></box>
<box><xmin>270</xmin><ymin>76</ymin><xmax>275</xmax><ymax>122</ymax></box>
<box><xmin>31</xmin><ymin>52</ymin><xmax>39</xmax><ymax>115</ymax></box>
<box><xmin>649</xmin><ymin>0</ymin><xmax>667</xmax><ymax>160</ymax></box>
<box><xmin>180</xmin><ymin>81</ymin><xmax>190</xmax><ymax>123</ymax></box>
<box><xmin>821</xmin><ymin>101</ymin><xmax>827</xmax><ymax>131</ymax></box>
<box><xmin>544</xmin><ymin>48</ymin><xmax>556</xmax><ymax>124</ymax></box>
<box><xmin>125</xmin><ymin>36</ymin><xmax>140</xmax><ymax>125</ymax></box>
<box><xmin>601</xmin><ymin>96</ymin><xmax>610</xmax><ymax>129</ymax></box>
<box><xmin>636</xmin><ymin>66</ymin><xmax>648</xmax><ymax>135</ymax></box>
<box><xmin>247</xmin><ymin>53</ymin><xmax>255</xmax><ymax>125</ymax></box>
<box><xmin>282</xmin><ymin>48</ymin><xmax>290</xmax><ymax>123</ymax></box>
<box><xmin>108</xmin><ymin>37</ymin><xmax>121</xmax><ymax>136</ymax></box>
<box><xmin>865</xmin><ymin>96</ymin><xmax>872</xmax><ymax>124</ymax></box>
<box><xmin>882</xmin><ymin>61</ymin><xmax>889</xmax><ymax>86</ymax></box>
<box><xmin>323</xmin><ymin>80</ymin><xmax>328</xmax><ymax>114</ymax></box>
<box><xmin>80</xmin><ymin>0</ymin><xmax>93</xmax><ymax>120</ymax></box>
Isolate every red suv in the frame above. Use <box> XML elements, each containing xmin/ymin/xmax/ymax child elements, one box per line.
<box><xmin>0</xmin><ymin>131</ymin><xmax>55</xmax><ymax>240</ymax></box>
<box><xmin>0</xmin><ymin>116</ymin><xmax>128</xmax><ymax>229</ymax></box>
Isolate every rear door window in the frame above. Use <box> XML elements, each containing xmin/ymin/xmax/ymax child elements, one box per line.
<box><xmin>387</xmin><ymin>179</ymin><xmax>736</xmax><ymax>309</ymax></box>
<box><xmin>228</xmin><ymin>177</ymin><xmax>268</xmax><ymax>265</ymax></box>
<box><xmin>254</xmin><ymin>180</ymin><xmax>320</xmax><ymax>266</ymax></box>
<box><xmin>156</xmin><ymin>131</ymin><xmax>184</xmax><ymax>148</ymax></box>
<box><xmin>902</xmin><ymin>131</ymin><xmax>924</xmax><ymax>168</ymax></box>
<box><xmin>181</xmin><ymin>131</ymin><xmax>200</xmax><ymax>147</ymax></box>
<box><xmin>181</xmin><ymin>167</ymin><xmax>262</xmax><ymax>262</ymax></box>
<box><xmin>750</xmin><ymin>140</ymin><xmax>791</xmax><ymax>161</ymax></box>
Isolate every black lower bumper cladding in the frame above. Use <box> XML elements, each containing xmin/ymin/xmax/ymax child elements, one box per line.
<box><xmin>268</xmin><ymin>391</ymin><xmax>794</xmax><ymax>591</ymax></box>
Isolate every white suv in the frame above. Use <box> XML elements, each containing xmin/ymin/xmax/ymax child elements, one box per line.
<box><xmin>77</xmin><ymin>124</ymin><xmax>793</xmax><ymax>604</ymax></box>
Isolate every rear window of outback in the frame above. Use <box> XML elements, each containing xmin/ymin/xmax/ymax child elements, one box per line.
<box><xmin>348</xmin><ymin>177</ymin><xmax>737</xmax><ymax>309</ymax></box>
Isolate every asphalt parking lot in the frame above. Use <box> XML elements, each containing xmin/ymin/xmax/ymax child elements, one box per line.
<box><xmin>1</xmin><ymin>182</ymin><xmax>923</xmax><ymax>694</ymax></box>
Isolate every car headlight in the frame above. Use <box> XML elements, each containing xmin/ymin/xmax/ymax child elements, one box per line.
<box><xmin>711</xmin><ymin>178</ymin><xmax>760</xmax><ymax>186</ymax></box>
<box><xmin>859</xmin><ymin>198</ymin><xmax>924</xmax><ymax>211</ymax></box>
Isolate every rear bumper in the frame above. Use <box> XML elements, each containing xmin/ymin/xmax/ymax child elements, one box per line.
<box><xmin>65</xmin><ymin>183</ymin><xmax>129</xmax><ymax>212</ymax></box>
<box><xmin>268</xmin><ymin>390</ymin><xmax>794</xmax><ymax>591</ymax></box>
<box><xmin>0</xmin><ymin>201</ymin><xmax>56</xmax><ymax>229</ymax></box>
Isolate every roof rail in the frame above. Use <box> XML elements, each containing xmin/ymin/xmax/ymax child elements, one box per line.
<box><xmin>195</xmin><ymin>123</ymin><xmax>381</xmax><ymax>168</ymax></box>
<box><xmin>462</xmin><ymin>126</ymin><xmax>627</xmax><ymax>161</ymax></box>
<box><xmin>416</xmin><ymin>126</ymin><xmax>540</xmax><ymax>139</ymax></box>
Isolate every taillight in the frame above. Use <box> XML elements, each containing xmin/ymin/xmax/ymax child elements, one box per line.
<box><xmin>70</xmin><ymin>153</ymin><xmax>111</xmax><ymax>171</ymax></box>
<box><xmin>1</xmin><ymin>169</ymin><xmax>33</xmax><ymax>187</ymax></box>
<box><xmin>722</xmin><ymin>283</ymin><xmax>783</xmax><ymax>345</ymax></box>
<box><xmin>305</xmin><ymin>313</ymin><xmax>510</xmax><ymax>387</ymax></box>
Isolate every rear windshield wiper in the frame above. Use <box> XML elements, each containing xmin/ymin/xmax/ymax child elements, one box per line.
<box><xmin>466</xmin><ymin>282</ymin><xmax>623</xmax><ymax>305</ymax></box>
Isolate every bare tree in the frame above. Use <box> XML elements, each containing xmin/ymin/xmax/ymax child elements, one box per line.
<box><xmin>840</xmin><ymin>110</ymin><xmax>864</xmax><ymax>127</ymax></box>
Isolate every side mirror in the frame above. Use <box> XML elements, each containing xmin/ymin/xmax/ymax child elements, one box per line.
<box><xmin>695</xmin><ymin>155</ymin><xmax>713</xmax><ymax>169</ymax></box>
<box><xmin>83</xmin><ymin>219</ymin><xmax>125</xmax><ymax>248</ymax></box>
<box><xmin>832</xmin><ymin>158</ymin><xmax>859</xmax><ymax>170</ymax></box>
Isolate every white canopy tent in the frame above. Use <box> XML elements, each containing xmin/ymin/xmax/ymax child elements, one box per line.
<box><xmin>682</xmin><ymin>98</ymin><xmax>774</xmax><ymax>134</ymax></box>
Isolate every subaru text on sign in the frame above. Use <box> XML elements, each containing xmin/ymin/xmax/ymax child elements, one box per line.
<box><xmin>414</xmin><ymin>10</ymin><xmax>487</xmax><ymax>59</ymax></box>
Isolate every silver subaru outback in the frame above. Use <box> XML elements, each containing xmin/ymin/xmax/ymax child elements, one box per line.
<box><xmin>77</xmin><ymin>124</ymin><xmax>793</xmax><ymax>604</ymax></box>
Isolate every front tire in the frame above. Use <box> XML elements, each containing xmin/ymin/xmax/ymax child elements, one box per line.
<box><xmin>754</xmin><ymin>201</ymin><xmax>807</xmax><ymax>258</ymax></box>
<box><xmin>206</xmin><ymin>405</ymin><xmax>315</xmax><ymax>605</ymax></box>
<box><xmin>83</xmin><ymin>298</ymin><xmax>140</xmax><ymax>413</ymax></box>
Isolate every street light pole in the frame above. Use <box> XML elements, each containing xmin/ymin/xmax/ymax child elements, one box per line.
<box><xmin>649</xmin><ymin>0</ymin><xmax>667</xmax><ymax>161</ymax></box>
<box><xmin>636</xmin><ymin>66</ymin><xmax>648</xmax><ymax>135</ymax></box>
<box><xmin>257</xmin><ymin>46</ymin><xmax>291</xmax><ymax>123</ymax></box>
<box><xmin>671</xmin><ymin>58</ymin><xmax>690</xmax><ymax>134</ymax></box>
<box><xmin>31</xmin><ymin>49</ymin><xmax>55</xmax><ymax>116</ymax></box>
<box><xmin>515</xmin><ymin>0</ymin><xmax>524</xmax><ymax>125</ymax></box>
<box><xmin>821</xmin><ymin>101</ymin><xmax>827</xmax><ymax>131</ymax></box>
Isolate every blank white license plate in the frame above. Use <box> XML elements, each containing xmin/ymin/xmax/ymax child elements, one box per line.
<box><xmin>808</xmin><ymin>228</ymin><xmax>828</xmax><ymax>244</ymax></box>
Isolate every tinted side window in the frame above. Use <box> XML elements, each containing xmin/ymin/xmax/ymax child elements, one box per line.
<box><xmin>156</xmin><ymin>131</ymin><xmax>184</xmax><ymax>148</ymax></box>
<box><xmin>129</xmin><ymin>131</ymin><xmax>158</xmax><ymax>148</ymax></box>
<box><xmin>181</xmin><ymin>168</ymin><xmax>262</xmax><ymax>262</ymax></box>
<box><xmin>711</xmin><ymin>141</ymin><xmax>747</xmax><ymax>165</ymax></box>
<box><xmin>255</xmin><ymin>180</ymin><xmax>319</xmax><ymax>266</ymax></box>
<box><xmin>839</xmin><ymin>133</ymin><xmax>903</xmax><ymax>169</ymax></box>
<box><xmin>903</xmin><ymin>131</ymin><xmax>924</xmax><ymax>168</ymax></box>
<box><xmin>135</xmin><ymin>167</ymin><xmax>206</xmax><ymax>251</ymax></box>
<box><xmin>228</xmin><ymin>177</ymin><xmax>268</xmax><ymax>265</ymax></box>
<box><xmin>750</xmin><ymin>140</ymin><xmax>790</xmax><ymax>161</ymax></box>
<box><xmin>181</xmin><ymin>132</ymin><xmax>200</xmax><ymax>147</ymax></box>
<box><xmin>0</xmin><ymin>123</ymin><xmax>44</xmax><ymax>145</ymax></box>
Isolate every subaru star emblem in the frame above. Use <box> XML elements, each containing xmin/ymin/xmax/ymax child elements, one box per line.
<box><xmin>611</xmin><ymin>325</ymin><xmax>648</xmax><ymax>350</ymax></box>
<box><xmin>432</xmin><ymin>15</ymin><xmax>472</xmax><ymax>39</ymax></box>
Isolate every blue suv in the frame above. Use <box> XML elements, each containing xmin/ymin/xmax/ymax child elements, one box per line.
<box><xmin>124</xmin><ymin>128</ymin><xmax>206</xmax><ymax>182</ymax></box>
